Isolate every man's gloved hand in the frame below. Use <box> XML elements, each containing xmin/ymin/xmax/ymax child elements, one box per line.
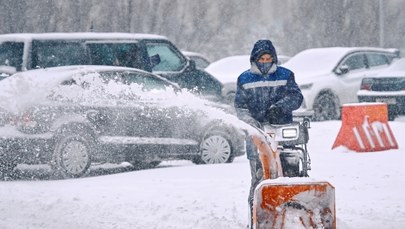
<box><xmin>267</xmin><ymin>105</ymin><xmax>283</xmax><ymax>124</ymax></box>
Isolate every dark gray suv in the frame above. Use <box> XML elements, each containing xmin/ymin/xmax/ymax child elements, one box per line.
<box><xmin>0</xmin><ymin>33</ymin><xmax>223</xmax><ymax>100</ymax></box>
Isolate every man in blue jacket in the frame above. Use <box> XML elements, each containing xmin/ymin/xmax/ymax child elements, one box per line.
<box><xmin>234</xmin><ymin>39</ymin><xmax>303</xmax><ymax>227</ymax></box>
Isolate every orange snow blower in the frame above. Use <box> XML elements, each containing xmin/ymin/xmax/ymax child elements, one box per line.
<box><xmin>251</xmin><ymin>114</ymin><xmax>336</xmax><ymax>229</ymax></box>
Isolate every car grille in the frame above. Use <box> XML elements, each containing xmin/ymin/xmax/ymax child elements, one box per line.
<box><xmin>370</xmin><ymin>77</ymin><xmax>405</xmax><ymax>91</ymax></box>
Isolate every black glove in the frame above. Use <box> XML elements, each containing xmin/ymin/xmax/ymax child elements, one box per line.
<box><xmin>267</xmin><ymin>106</ymin><xmax>283</xmax><ymax>124</ymax></box>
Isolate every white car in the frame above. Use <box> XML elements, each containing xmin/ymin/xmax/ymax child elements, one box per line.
<box><xmin>205</xmin><ymin>55</ymin><xmax>291</xmax><ymax>104</ymax></box>
<box><xmin>283</xmin><ymin>47</ymin><xmax>399</xmax><ymax>121</ymax></box>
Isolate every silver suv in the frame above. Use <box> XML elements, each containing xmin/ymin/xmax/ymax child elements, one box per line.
<box><xmin>0</xmin><ymin>33</ymin><xmax>223</xmax><ymax>100</ymax></box>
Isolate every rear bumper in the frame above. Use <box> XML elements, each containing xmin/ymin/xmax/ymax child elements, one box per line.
<box><xmin>0</xmin><ymin>136</ymin><xmax>55</xmax><ymax>165</ymax></box>
<box><xmin>358</xmin><ymin>94</ymin><xmax>405</xmax><ymax>114</ymax></box>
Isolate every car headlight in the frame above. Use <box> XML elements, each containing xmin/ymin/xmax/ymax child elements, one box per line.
<box><xmin>282</xmin><ymin>128</ymin><xmax>298</xmax><ymax>139</ymax></box>
<box><xmin>299</xmin><ymin>83</ymin><xmax>313</xmax><ymax>90</ymax></box>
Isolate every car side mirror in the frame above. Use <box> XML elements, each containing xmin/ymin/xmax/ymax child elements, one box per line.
<box><xmin>336</xmin><ymin>65</ymin><xmax>349</xmax><ymax>75</ymax></box>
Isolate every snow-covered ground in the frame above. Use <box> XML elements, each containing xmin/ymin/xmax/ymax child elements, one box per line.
<box><xmin>1</xmin><ymin>117</ymin><xmax>405</xmax><ymax>229</ymax></box>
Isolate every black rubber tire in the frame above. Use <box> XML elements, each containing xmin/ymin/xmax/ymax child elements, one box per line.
<box><xmin>193</xmin><ymin>130</ymin><xmax>234</xmax><ymax>164</ymax></box>
<box><xmin>52</xmin><ymin>132</ymin><xmax>94</xmax><ymax>178</ymax></box>
<box><xmin>313</xmin><ymin>93</ymin><xmax>339</xmax><ymax>121</ymax></box>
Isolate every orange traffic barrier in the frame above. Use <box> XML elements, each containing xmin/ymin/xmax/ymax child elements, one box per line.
<box><xmin>332</xmin><ymin>103</ymin><xmax>398</xmax><ymax>152</ymax></box>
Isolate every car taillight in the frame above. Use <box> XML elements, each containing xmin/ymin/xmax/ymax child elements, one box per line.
<box><xmin>360</xmin><ymin>79</ymin><xmax>373</xmax><ymax>91</ymax></box>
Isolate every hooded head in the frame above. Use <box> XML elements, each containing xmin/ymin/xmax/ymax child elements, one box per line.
<box><xmin>250</xmin><ymin>40</ymin><xmax>278</xmax><ymax>75</ymax></box>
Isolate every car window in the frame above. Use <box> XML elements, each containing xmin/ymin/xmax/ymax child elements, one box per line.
<box><xmin>146</xmin><ymin>43</ymin><xmax>186</xmax><ymax>72</ymax></box>
<box><xmin>189</xmin><ymin>56</ymin><xmax>210</xmax><ymax>69</ymax></box>
<box><xmin>87</xmin><ymin>43</ymin><xmax>144</xmax><ymax>69</ymax></box>
<box><xmin>31</xmin><ymin>40</ymin><xmax>89</xmax><ymax>69</ymax></box>
<box><xmin>0</xmin><ymin>42</ymin><xmax>24</xmax><ymax>71</ymax></box>
<box><xmin>341</xmin><ymin>54</ymin><xmax>366</xmax><ymax>71</ymax></box>
<box><xmin>366</xmin><ymin>53</ymin><xmax>389</xmax><ymax>67</ymax></box>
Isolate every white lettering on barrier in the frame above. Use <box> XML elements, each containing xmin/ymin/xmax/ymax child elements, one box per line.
<box><xmin>352</xmin><ymin>116</ymin><xmax>395</xmax><ymax>150</ymax></box>
<box><xmin>352</xmin><ymin>127</ymin><xmax>365</xmax><ymax>150</ymax></box>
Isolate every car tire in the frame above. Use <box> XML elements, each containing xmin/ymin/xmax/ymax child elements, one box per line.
<box><xmin>52</xmin><ymin>131</ymin><xmax>94</xmax><ymax>178</ymax></box>
<box><xmin>194</xmin><ymin>130</ymin><xmax>234</xmax><ymax>164</ymax></box>
<box><xmin>313</xmin><ymin>92</ymin><xmax>340</xmax><ymax>121</ymax></box>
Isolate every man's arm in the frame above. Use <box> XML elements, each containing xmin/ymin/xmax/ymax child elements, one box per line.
<box><xmin>273</xmin><ymin>72</ymin><xmax>303</xmax><ymax>113</ymax></box>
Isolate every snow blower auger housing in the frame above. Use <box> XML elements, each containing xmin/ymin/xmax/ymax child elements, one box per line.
<box><xmin>251</xmin><ymin>113</ymin><xmax>336</xmax><ymax>229</ymax></box>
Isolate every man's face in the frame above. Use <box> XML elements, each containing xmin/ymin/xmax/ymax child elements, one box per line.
<box><xmin>258</xmin><ymin>54</ymin><xmax>273</xmax><ymax>63</ymax></box>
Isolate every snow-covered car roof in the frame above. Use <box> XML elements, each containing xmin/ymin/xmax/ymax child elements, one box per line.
<box><xmin>0</xmin><ymin>32</ymin><xmax>167</xmax><ymax>43</ymax></box>
<box><xmin>283</xmin><ymin>47</ymin><xmax>399</xmax><ymax>75</ymax></box>
<box><xmin>0</xmin><ymin>65</ymin><xmax>179</xmax><ymax>113</ymax></box>
<box><xmin>205</xmin><ymin>55</ymin><xmax>250</xmax><ymax>83</ymax></box>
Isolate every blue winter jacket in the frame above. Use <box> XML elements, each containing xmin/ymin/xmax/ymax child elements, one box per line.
<box><xmin>234</xmin><ymin>40</ymin><xmax>303</xmax><ymax>124</ymax></box>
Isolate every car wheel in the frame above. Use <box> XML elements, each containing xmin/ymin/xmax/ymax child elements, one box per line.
<box><xmin>52</xmin><ymin>132</ymin><xmax>93</xmax><ymax>178</ymax></box>
<box><xmin>195</xmin><ymin>130</ymin><xmax>234</xmax><ymax>164</ymax></box>
<box><xmin>313</xmin><ymin>92</ymin><xmax>339</xmax><ymax>121</ymax></box>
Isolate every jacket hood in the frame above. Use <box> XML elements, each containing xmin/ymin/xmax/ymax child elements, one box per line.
<box><xmin>250</xmin><ymin>40</ymin><xmax>278</xmax><ymax>64</ymax></box>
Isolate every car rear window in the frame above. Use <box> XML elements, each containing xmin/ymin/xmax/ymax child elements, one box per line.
<box><xmin>366</xmin><ymin>53</ymin><xmax>389</xmax><ymax>67</ymax></box>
